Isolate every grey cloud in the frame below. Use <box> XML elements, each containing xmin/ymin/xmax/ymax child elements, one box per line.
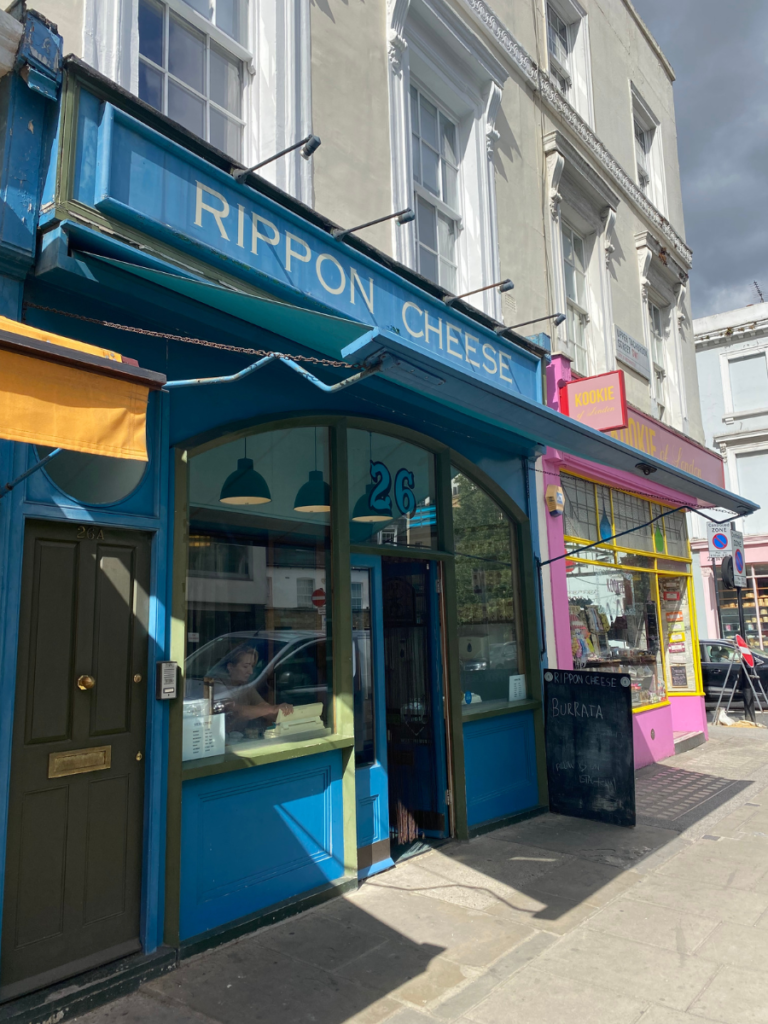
<box><xmin>631</xmin><ymin>0</ymin><xmax>768</xmax><ymax>316</ymax></box>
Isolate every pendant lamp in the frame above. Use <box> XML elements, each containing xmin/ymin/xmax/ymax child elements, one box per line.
<box><xmin>294</xmin><ymin>429</ymin><xmax>330</xmax><ymax>512</ymax></box>
<box><xmin>352</xmin><ymin>483</ymin><xmax>393</xmax><ymax>522</ymax></box>
<box><xmin>220</xmin><ymin>439</ymin><xmax>271</xmax><ymax>505</ymax></box>
<box><xmin>294</xmin><ymin>470</ymin><xmax>330</xmax><ymax>513</ymax></box>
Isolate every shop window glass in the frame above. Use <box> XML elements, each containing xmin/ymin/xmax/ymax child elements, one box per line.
<box><xmin>567</xmin><ymin>563</ymin><xmax>665</xmax><ymax>707</ymax></box>
<box><xmin>183</xmin><ymin>428</ymin><xmax>333</xmax><ymax>765</ymax></box>
<box><xmin>659</xmin><ymin>575</ymin><xmax>697</xmax><ymax>693</ymax></box>
<box><xmin>612</xmin><ymin>491</ymin><xmax>653</xmax><ymax>552</ymax></box>
<box><xmin>451</xmin><ymin>469</ymin><xmax>524</xmax><ymax>714</ymax></box>
<box><xmin>562</xmin><ymin>474</ymin><xmax>597</xmax><ymax>541</ymax></box>
<box><xmin>348</xmin><ymin>430</ymin><xmax>437</xmax><ymax>549</ymax></box>
<box><xmin>663</xmin><ymin>510</ymin><xmax>688</xmax><ymax>558</ymax></box>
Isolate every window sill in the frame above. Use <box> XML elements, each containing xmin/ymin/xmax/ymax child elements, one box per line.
<box><xmin>632</xmin><ymin>699</ymin><xmax>670</xmax><ymax>715</ymax></box>
<box><xmin>461</xmin><ymin>697</ymin><xmax>541</xmax><ymax>722</ymax></box>
<box><xmin>181</xmin><ymin>732</ymin><xmax>355</xmax><ymax>780</ymax></box>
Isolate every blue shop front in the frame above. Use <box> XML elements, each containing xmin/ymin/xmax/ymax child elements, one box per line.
<box><xmin>0</xmin><ymin>56</ymin><xmax>553</xmax><ymax>1001</ymax></box>
<box><xmin>0</xmin><ymin>46</ymin><xmax>759</xmax><ymax>1009</ymax></box>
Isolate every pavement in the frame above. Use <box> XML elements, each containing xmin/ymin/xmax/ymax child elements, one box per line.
<box><xmin>75</xmin><ymin>723</ymin><xmax>768</xmax><ymax>1024</ymax></box>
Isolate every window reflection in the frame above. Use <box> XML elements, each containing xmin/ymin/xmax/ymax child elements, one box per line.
<box><xmin>567</xmin><ymin>563</ymin><xmax>665</xmax><ymax>707</ymax></box>
<box><xmin>451</xmin><ymin>469</ymin><xmax>524</xmax><ymax>714</ymax></box>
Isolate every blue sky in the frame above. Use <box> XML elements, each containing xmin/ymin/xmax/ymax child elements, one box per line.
<box><xmin>631</xmin><ymin>0</ymin><xmax>768</xmax><ymax>318</ymax></box>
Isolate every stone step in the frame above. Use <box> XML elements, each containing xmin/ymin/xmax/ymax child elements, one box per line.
<box><xmin>673</xmin><ymin>730</ymin><xmax>707</xmax><ymax>755</ymax></box>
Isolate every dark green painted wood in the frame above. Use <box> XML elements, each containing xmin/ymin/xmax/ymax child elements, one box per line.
<box><xmin>2</xmin><ymin>520</ymin><xmax>150</xmax><ymax>1000</ymax></box>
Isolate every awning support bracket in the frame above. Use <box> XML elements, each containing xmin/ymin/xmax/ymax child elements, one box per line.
<box><xmin>164</xmin><ymin>347</ymin><xmax>383</xmax><ymax>394</ymax></box>
<box><xmin>0</xmin><ymin>448</ymin><xmax>62</xmax><ymax>500</ymax></box>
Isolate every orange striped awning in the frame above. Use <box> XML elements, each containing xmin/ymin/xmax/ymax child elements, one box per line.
<box><xmin>0</xmin><ymin>316</ymin><xmax>165</xmax><ymax>460</ymax></box>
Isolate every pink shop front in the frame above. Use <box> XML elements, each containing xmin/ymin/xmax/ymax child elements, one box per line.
<box><xmin>542</xmin><ymin>356</ymin><xmax>727</xmax><ymax>767</ymax></box>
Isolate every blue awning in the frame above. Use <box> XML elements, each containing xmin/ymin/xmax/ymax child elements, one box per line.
<box><xmin>342</xmin><ymin>332</ymin><xmax>759</xmax><ymax>515</ymax></box>
<box><xmin>87</xmin><ymin>255</ymin><xmax>375</xmax><ymax>355</ymax></box>
<box><xmin>79</xmin><ymin>251</ymin><xmax>756</xmax><ymax>515</ymax></box>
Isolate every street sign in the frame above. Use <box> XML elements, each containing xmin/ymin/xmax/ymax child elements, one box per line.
<box><xmin>731</xmin><ymin>529</ymin><xmax>747</xmax><ymax>587</ymax></box>
<box><xmin>311</xmin><ymin>588</ymin><xmax>326</xmax><ymax>608</ymax></box>
<box><xmin>707</xmin><ymin>521</ymin><xmax>732</xmax><ymax>559</ymax></box>
<box><xmin>736</xmin><ymin>634</ymin><xmax>754</xmax><ymax>668</ymax></box>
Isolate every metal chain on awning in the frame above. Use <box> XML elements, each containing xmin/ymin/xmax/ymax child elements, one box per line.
<box><xmin>23</xmin><ymin>303</ymin><xmax>362</xmax><ymax>369</ymax></box>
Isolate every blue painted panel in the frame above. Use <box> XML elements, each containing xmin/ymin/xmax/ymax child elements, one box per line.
<box><xmin>463</xmin><ymin>712</ymin><xmax>539</xmax><ymax>828</ymax></box>
<box><xmin>180</xmin><ymin>750</ymin><xmax>345</xmax><ymax>939</ymax></box>
<box><xmin>72</xmin><ymin>96</ymin><xmax>540</xmax><ymax>403</ymax></box>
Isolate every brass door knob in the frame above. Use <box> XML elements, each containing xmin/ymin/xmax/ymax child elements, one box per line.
<box><xmin>77</xmin><ymin>674</ymin><xmax>96</xmax><ymax>691</ymax></box>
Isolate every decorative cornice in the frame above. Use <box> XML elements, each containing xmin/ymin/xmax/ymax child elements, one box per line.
<box><xmin>460</xmin><ymin>0</ymin><xmax>693</xmax><ymax>270</ymax></box>
<box><xmin>545</xmin><ymin>129</ymin><xmax>619</xmax><ymax>213</ymax></box>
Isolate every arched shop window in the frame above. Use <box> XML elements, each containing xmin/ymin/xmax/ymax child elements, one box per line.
<box><xmin>183</xmin><ymin>427</ymin><xmax>332</xmax><ymax>765</ymax></box>
<box><xmin>347</xmin><ymin>429</ymin><xmax>437</xmax><ymax>549</ymax></box>
<box><xmin>451</xmin><ymin>469</ymin><xmax>526</xmax><ymax>714</ymax></box>
<box><xmin>561</xmin><ymin>472</ymin><xmax>697</xmax><ymax>707</ymax></box>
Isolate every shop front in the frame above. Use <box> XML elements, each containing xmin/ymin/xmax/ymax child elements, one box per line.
<box><xmin>0</xmin><ymin>57</ymin><xmax>758</xmax><ymax>1010</ymax></box>
<box><xmin>543</xmin><ymin>355</ymin><xmax>733</xmax><ymax>767</ymax></box>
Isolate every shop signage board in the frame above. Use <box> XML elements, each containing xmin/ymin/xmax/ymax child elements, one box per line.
<box><xmin>544</xmin><ymin>668</ymin><xmax>635</xmax><ymax>828</ymax></box>
<box><xmin>707</xmin><ymin>522</ymin><xmax>732</xmax><ymax>559</ymax></box>
<box><xmin>559</xmin><ymin>370</ymin><xmax>628</xmax><ymax>432</ymax></box>
<box><xmin>616</xmin><ymin>326</ymin><xmax>651</xmax><ymax>380</ymax></box>
<box><xmin>607</xmin><ymin>406</ymin><xmax>725</xmax><ymax>487</ymax></box>
<box><xmin>731</xmin><ymin>529</ymin><xmax>747</xmax><ymax>587</ymax></box>
<box><xmin>75</xmin><ymin>97</ymin><xmax>539</xmax><ymax>403</ymax></box>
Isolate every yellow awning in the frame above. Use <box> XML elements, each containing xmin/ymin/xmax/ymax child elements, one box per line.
<box><xmin>0</xmin><ymin>316</ymin><xmax>166</xmax><ymax>461</ymax></box>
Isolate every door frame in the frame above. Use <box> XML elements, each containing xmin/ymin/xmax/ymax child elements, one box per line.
<box><xmin>351</xmin><ymin>554</ymin><xmax>394</xmax><ymax>878</ymax></box>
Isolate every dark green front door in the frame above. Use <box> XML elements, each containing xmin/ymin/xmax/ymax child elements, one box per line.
<box><xmin>1</xmin><ymin>520</ymin><xmax>150</xmax><ymax>1001</ymax></box>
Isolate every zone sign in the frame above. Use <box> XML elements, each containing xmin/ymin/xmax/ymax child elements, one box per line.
<box><xmin>706</xmin><ymin>522</ymin><xmax>732</xmax><ymax>559</ymax></box>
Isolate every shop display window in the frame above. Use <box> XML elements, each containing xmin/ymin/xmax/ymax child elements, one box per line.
<box><xmin>451</xmin><ymin>469</ymin><xmax>525</xmax><ymax>714</ymax></box>
<box><xmin>348</xmin><ymin>430</ymin><xmax>438</xmax><ymax>549</ymax></box>
<box><xmin>183</xmin><ymin>428</ymin><xmax>333</xmax><ymax>765</ymax></box>
<box><xmin>352</xmin><ymin>567</ymin><xmax>375</xmax><ymax>766</ymax></box>
<box><xmin>566</xmin><ymin>563</ymin><xmax>665</xmax><ymax>706</ymax></box>
<box><xmin>561</xmin><ymin>473</ymin><xmax>697</xmax><ymax>708</ymax></box>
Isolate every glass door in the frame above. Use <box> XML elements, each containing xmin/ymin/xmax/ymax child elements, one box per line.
<box><xmin>352</xmin><ymin>556</ymin><xmax>393</xmax><ymax>878</ymax></box>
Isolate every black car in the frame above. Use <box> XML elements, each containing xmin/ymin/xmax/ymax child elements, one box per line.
<box><xmin>699</xmin><ymin>639</ymin><xmax>768</xmax><ymax>707</ymax></box>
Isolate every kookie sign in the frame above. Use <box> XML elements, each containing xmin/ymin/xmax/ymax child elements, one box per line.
<box><xmin>559</xmin><ymin>370</ymin><xmax>628</xmax><ymax>432</ymax></box>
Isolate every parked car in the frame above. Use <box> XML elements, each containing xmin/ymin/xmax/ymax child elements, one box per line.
<box><xmin>699</xmin><ymin>638</ymin><xmax>768</xmax><ymax>707</ymax></box>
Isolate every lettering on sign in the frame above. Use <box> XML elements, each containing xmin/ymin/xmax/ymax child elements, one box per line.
<box><xmin>559</xmin><ymin>371</ymin><xmax>628</xmax><ymax>432</ymax></box>
<box><xmin>615</xmin><ymin>326</ymin><xmax>650</xmax><ymax>380</ymax></box>
<box><xmin>544</xmin><ymin>668</ymin><xmax>635</xmax><ymax>828</ymax></box>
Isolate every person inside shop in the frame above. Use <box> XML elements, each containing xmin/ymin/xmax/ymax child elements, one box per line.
<box><xmin>206</xmin><ymin>644</ymin><xmax>293</xmax><ymax>734</ymax></box>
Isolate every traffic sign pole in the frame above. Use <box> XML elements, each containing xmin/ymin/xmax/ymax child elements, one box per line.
<box><xmin>737</xmin><ymin>593</ymin><xmax>756</xmax><ymax>721</ymax></box>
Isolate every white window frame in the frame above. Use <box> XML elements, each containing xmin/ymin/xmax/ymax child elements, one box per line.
<box><xmin>647</xmin><ymin>295</ymin><xmax>669</xmax><ymax>420</ymax></box>
<box><xmin>630</xmin><ymin>84</ymin><xmax>667</xmax><ymax>215</ymax></box>
<box><xmin>410</xmin><ymin>81</ymin><xmax>462</xmax><ymax>292</ymax></box>
<box><xmin>296</xmin><ymin>577</ymin><xmax>315</xmax><ymax>608</ymax></box>
<box><xmin>386</xmin><ymin>0</ymin><xmax>507</xmax><ymax>316</ymax></box>
<box><xmin>138</xmin><ymin>0</ymin><xmax>248</xmax><ymax>161</ymax></box>
<box><xmin>721</xmin><ymin>346</ymin><xmax>768</xmax><ymax>420</ymax></box>
<box><xmin>545</xmin><ymin>0</ymin><xmax>594</xmax><ymax>126</ymax></box>
<box><xmin>84</xmin><ymin>0</ymin><xmax>316</xmax><ymax>204</ymax></box>
<box><xmin>561</xmin><ymin>220</ymin><xmax>589</xmax><ymax>375</ymax></box>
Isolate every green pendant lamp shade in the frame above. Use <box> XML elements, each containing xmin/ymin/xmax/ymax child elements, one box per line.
<box><xmin>219</xmin><ymin>458</ymin><xmax>271</xmax><ymax>505</ymax></box>
<box><xmin>352</xmin><ymin>483</ymin><xmax>393</xmax><ymax>522</ymax></box>
<box><xmin>294</xmin><ymin>469</ymin><xmax>331</xmax><ymax>513</ymax></box>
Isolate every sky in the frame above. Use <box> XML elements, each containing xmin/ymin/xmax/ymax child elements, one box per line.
<box><xmin>631</xmin><ymin>0</ymin><xmax>768</xmax><ymax>319</ymax></box>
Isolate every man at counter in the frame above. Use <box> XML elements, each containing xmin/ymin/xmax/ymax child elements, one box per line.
<box><xmin>208</xmin><ymin>645</ymin><xmax>293</xmax><ymax>734</ymax></box>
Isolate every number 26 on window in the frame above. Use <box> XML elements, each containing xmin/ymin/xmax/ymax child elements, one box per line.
<box><xmin>368</xmin><ymin>461</ymin><xmax>415</xmax><ymax>517</ymax></box>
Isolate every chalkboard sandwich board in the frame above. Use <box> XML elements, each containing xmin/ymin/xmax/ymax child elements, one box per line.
<box><xmin>544</xmin><ymin>668</ymin><xmax>635</xmax><ymax>828</ymax></box>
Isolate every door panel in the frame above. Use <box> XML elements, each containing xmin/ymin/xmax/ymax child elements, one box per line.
<box><xmin>26</xmin><ymin>541</ymin><xmax>78</xmax><ymax>744</ymax></box>
<box><xmin>1</xmin><ymin>520</ymin><xmax>150</xmax><ymax>1001</ymax></box>
<box><xmin>382</xmin><ymin>559</ymin><xmax>448</xmax><ymax>845</ymax></box>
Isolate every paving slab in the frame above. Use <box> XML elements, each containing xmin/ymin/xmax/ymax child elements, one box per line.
<box><xmin>689</xmin><ymin>963</ymin><xmax>768</xmax><ymax>1023</ymax></box>
<box><xmin>463</xmin><ymin>964</ymin><xmax>646</xmax><ymax>1024</ymax></box>
<box><xmin>623</xmin><ymin>872</ymin><xmax>768</xmax><ymax>926</ymax></box>
<box><xmin>583</xmin><ymin>896</ymin><xmax>720</xmax><ymax>954</ymax></box>
<box><xmin>694</xmin><ymin>919</ymin><xmax>768</xmax><ymax>971</ymax></box>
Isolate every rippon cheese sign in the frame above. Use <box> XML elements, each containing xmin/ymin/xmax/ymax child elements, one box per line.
<box><xmin>84</xmin><ymin>100</ymin><xmax>539</xmax><ymax>402</ymax></box>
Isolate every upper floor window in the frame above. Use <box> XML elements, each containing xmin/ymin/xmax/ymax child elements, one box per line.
<box><xmin>649</xmin><ymin>301</ymin><xmax>664</xmax><ymax>369</ymax></box>
<box><xmin>138</xmin><ymin>0</ymin><xmax>246</xmax><ymax>161</ymax></box>
<box><xmin>728</xmin><ymin>352</ymin><xmax>768</xmax><ymax>413</ymax></box>
<box><xmin>634</xmin><ymin>119</ymin><xmax>651</xmax><ymax>193</ymax></box>
<box><xmin>631</xmin><ymin>87</ymin><xmax>666</xmax><ymax>214</ymax></box>
<box><xmin>649</xmin><ymin>300</ymin><xmax>667</xmax><ymax>420</ymax></box>
<box><xmin>562</xmin><ymin>222</ymin><xmax>588</xmax><ymax>375</ymax></box>
<box><xmin>410</xmin><ymin>84</ymin><xmax>460</xmax><ymax>292</ymax></box>
<box><xmin>547</xmin><ymin>5</ymin><xmax>571</xmax><ymax>99</ymax></box>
